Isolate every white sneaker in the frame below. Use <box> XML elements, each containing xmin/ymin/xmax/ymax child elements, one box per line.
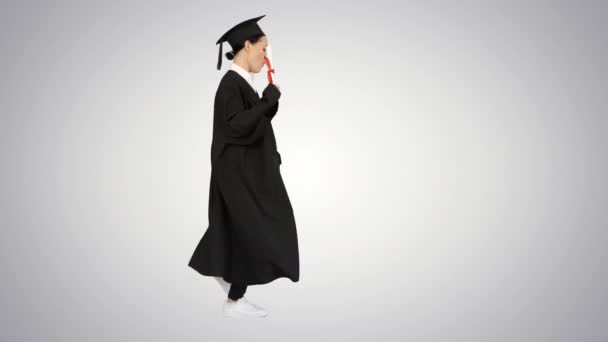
<box><xmin>222</xmin><ymin>296</ymin><xmax>268</xmax><ymax>318</ymax></box>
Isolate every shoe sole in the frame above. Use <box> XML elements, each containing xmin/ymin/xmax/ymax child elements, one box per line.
<box><xmin>223</xmin><ymin>309</ymin><xmax>268</xmax><ymax>318</ymax></box>
<box><xmin>223</xmin><ymin>312</ymin><xmax>268</xmax><ymax>318</ymax></box>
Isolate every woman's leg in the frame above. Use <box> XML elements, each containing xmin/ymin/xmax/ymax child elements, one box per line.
<box><xmin>214</xmin><ymin>276</ymin><xmax>230</xmax><ymax>295</ymax></box>
<box><xmin>227</xmin><ymin>283</ymin><xmax>247</xmax><ymax>301</ymax></box>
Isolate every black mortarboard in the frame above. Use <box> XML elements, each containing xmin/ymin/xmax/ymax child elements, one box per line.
<box><xmin>216</xmin><ymin>15</ymin><xmax>266</xmax><ymax>70</ymax></box>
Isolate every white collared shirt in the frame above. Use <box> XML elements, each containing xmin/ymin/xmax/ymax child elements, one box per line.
<box><xmin>230</xmin><ymin>62</ymin><xmax>255</xmax><ymax>90</ymax></box>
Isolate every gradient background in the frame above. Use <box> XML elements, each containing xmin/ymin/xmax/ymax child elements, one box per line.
<box><xmin>1</xmin><ymin>1</ymin><xmax>607</xmax><ymax>341</ymax></box>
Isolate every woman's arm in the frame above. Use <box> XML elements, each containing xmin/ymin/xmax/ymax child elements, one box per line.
<box><xmin>220</xmin><ymin>83</ymin><xmax>281</xmax><ymax>145</ymax></box>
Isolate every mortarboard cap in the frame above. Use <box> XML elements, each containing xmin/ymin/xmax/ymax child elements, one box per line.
<box><xmin>216</xmin><ymin>15</ymin><xmax>266</xmax><ymax>70</ymax></box>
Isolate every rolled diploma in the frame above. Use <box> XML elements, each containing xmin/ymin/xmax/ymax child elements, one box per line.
<box><xmin>266</xmin><ymin>44</ymin><xmax>277</xmax><ymax>84</ymax></box>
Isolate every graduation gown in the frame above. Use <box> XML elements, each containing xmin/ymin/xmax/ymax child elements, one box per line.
<box><xmin>188</xmin><ymin>69</ymin><xmax>299</xmax><ymax>285</ymax></box>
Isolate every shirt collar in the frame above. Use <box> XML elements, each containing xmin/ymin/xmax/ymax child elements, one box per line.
<box><xmin>230</xmin><ymin>62</ymin><xmax>254</xmax><ymax>88</ymax></box>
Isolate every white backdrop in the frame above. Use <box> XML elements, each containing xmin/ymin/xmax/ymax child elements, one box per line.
<box><xmin>1</xmin><ymin>1</ymin><xmax>607</xmax><ymax>341</ymax></box>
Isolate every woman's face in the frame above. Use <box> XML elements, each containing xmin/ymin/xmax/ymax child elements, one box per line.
<box><xmin>247</xmin><ymin>35</ymin><xmax>268</xmax><ymax>74</ymax></box>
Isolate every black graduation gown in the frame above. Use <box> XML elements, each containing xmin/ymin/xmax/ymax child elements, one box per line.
<box><xmin>188</xmin><ymin>69</ymin><xmax>299</xmax><ymax>286</ymax></box>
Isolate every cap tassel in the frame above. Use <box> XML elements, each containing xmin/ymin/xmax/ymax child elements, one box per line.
<box><xmin>217</xmin><ymin>42</ymin><xmax>223</xmax><ymax>70</ymax></box>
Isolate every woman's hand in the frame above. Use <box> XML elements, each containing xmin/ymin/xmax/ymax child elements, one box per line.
<box><xmin>262</xmin><ymin>83</ymin><xmax>281</xmax><ymax>102</ymax></box>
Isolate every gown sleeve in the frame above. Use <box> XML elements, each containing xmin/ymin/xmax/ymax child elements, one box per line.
<box><xmin>221</xmin><ymin>83</ymin><xmax>281</xmax><ymax>145</ymax></box>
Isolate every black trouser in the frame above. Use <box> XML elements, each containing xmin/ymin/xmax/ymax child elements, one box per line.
<box><xmin>228</xmin><ymin>283</ymin><xmax>247</xmax><ymax>300</ymax></box>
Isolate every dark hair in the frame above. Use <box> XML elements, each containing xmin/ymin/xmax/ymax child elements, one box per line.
<box><xmin>225</xmin><ymin>33</ymin><xmax>265</xmax><ymax>60</ymax></box>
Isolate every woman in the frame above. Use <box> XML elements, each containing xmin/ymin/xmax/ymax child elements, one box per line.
<box><xmin>188</xmin><ymin>15</ymin><xmax>300</xmax><ymax>318</ymax></box>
